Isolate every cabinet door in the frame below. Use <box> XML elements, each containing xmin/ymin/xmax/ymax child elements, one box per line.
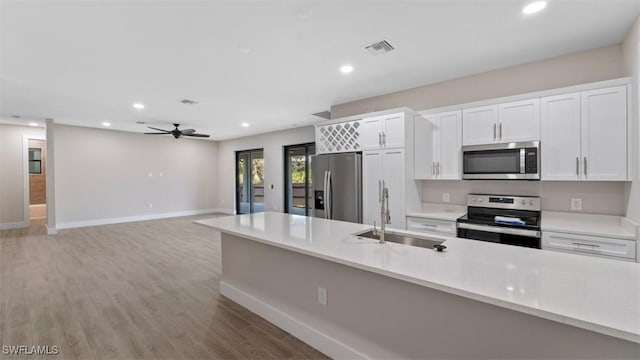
<box><xmin>436</xmin><ymin>111</ymin><xmax>462</xmax><ymax>179</ymax></box>
<box><xmin>359</xmin><ymin>116</ymin><xmax>383</xmax><ymax>150</ymax></box>
<box><xmin>462</xmin><ymin>105</ymin><xmax>498</xmax><ymax>145</ymax></box>
<box><xmin>382</xmin><ymin>114</ymin><xmax>405</xmax><ymax>149</ymax></box>
<box><xmin>541</xmin><ymin>93</ymin><xmax>581</xmax><ymax>180</ymax></box>
<box><xmin>382</xmin><ymin>149</ymin><xmax>406</xmax><ymax>230</ymax></box>
<box><xmin>581</xmin><ymin>86</ymin><xmax>627</xmax><ymax>181</ymax></box>
<box><xmin>413</xmin><ymin>115</ymin><xmax>436</xmax><ymax>179</ymax></box>
<box><xmin>498</xmin><ymin>99</ymin><xmax>540</xmax><ymax>143</ymax></box>
<box><xmin>362</xmin><ymin>150</ymin><xmax>383</xmax><ymax>226</ymax></box>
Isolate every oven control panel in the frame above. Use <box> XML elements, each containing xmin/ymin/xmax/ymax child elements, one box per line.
<box><xmin>467</xmin><ymin>194</ymin><xmax>540</xmax><ymax>211</ymax></box>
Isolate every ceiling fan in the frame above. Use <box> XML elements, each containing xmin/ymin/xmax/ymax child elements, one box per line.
<box><xmin>144</xmin><ymin>123</ymin><xmax>210</xmax><ymax>139</ymax></box>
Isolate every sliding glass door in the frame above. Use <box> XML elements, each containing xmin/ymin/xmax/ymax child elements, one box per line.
<box><xmin>284</xmin><ymin>143</ymin><xmax>315</xmax><ymax>216</ymax></box>
<box><xmin>236</xmin><ymin>149</ymin><xmax>264</xmax><ymax>214</ymax></box>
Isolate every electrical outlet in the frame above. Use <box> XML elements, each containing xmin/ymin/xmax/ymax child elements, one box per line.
<box><xmin>148</xmin><ymin>203</ymin><xmax>153</xmax><ymax>209</ymax></box>
<box><xmin>443</xmin><ymin>192</ymin><xmax>450</xmax><ymax>203</ymax></box>
<box><xmin>317</xmin><ymin>287</ymin><xmax>327</xmax><ymax>306</ymax></box>
<box><xmin>148</xmin><ymin>172</ymin><xmax>153</xmax><ymax>177</ymax></box>
<box><xmin>571</xmin><ymin>198</ymin><xmax>582</xmax><ymax>211</ymax></box>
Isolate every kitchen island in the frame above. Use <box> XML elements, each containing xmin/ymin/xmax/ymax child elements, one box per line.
<box><xmin>196</xmin><ymin>212</ymin><xmax>640</xmax><ymax>359</ymax></box>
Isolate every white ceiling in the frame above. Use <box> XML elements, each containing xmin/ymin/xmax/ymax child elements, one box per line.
<box><xmin>1</xmin><ymin>0</ymin><xmax>639</xmax><ymax>140</ymax></box>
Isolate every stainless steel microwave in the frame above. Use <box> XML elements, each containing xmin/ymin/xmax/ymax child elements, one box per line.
<box><xmin>462</xmin><ymin>141</ymin><xmax>540</xmax><ymax>180</ymax></box>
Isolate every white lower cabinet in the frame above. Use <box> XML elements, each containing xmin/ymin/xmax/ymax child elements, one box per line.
<box><xmin>363</xmin><ymin>149</ymin><xmax>406</xmax><ymax>230</ymax></box>
<box><xmin>406</xmin><ymin>217</ymin><xmax>456</xmax><ymax>236</ymax></box>
<box><xmin>542</xmin><ymin>231</ymin><xmax>636</xmax><ymax>261</ymax></box>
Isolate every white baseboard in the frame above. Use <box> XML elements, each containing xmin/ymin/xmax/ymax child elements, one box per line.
<box><xmin>216</xmin><ymin>208</ymin><xmax>235</xmax><ymax>215</ymax></box>
<box><xmin>0</xmin><ymin>221</ymin><xmax>29</xmax><ymax>230</ymax></box>
<box><xmin>46</xmin><ymin>224</ymin><xmax>58</xmax><ymax>235</ymax></box>
<box><xmin>220</xmin><ymin>281</ymin><xmax>366</xmax><ymax>360</ymax></box>
<box><xmin>56</xmin><ymin>208</ymin><xmax>229</xmax><ymax>230</ymax></box>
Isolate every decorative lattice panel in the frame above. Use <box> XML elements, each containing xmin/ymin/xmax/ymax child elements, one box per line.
<box><xmin>316</xmin><ymin>120</ymin><xmax>361</xmax><ymax>154</ymax></box>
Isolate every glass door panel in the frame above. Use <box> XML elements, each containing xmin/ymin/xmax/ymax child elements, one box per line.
<box><xmin>284</xmin><ymin>143</ymin><xmax>315</xmax><ymax>216</ymax></box>
<box><xmin>236</xmin><ymin>149</ymin><xmax>264</xmax><ymax>214</ymax></box>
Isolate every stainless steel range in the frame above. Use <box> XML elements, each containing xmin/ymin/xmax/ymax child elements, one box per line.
<box><xmin>456</xmin><ymin>194</ymin><xmax>541</xmax><ymax>249</ymax></box>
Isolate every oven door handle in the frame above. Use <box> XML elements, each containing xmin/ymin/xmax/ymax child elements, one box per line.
<box><xmin>457</xmin><ymin>222</ymin><xmax>541</xmax><ymax>238</ymax></box>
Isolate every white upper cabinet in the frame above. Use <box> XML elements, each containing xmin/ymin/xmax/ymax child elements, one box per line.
<box><xmin>360</xmin><ymin>113</ymin><xmax>406</xmax><ymax>150</ymax></box>
<box><xmin>415</xmin><ymin>111</ymin><xmax>462</xmax><ymax>180</ymax></box>
<box><xmin>581</xmin><ymin>86</ymin><xmax>627</xmax><ymax>181</ymax></box>
<box><xmin>437</xmin><ymin>111</ymin><xmax>463</xmax><ymax>179</ymax></box>
<box><xmin>462</xmin><ymin>99</ymin><xmax>540</xmax><ymax>145</ymax></box>
<box><xmin>541</xmin><ymin>93</ymin><xmax>582</xmax><ymax>180</ymax></box>
<box><xmin>362</xmin><ymin>150</ymin><xmax>383</xmax><ymax>225</ymax></box>
<box><xmin>462</xmin><ymin>105</ymin><xmax>497</xmax><ymax>145</ymax></box>
<box><xmin>498</xmin><ymin>99</ymin><xmax>540</xmax><ymax>143</ymax></box>
<box><xmin>414</xmin><ymin>115</ymin><xmax>436</xmax><ymax>179</ymax></box>
<box><xmin>541</xmin><ymin>86</ymin><xmax>628</xmax><ymax>181</ymax></box>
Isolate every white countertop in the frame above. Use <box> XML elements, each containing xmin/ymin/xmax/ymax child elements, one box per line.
<box><xmin>196</xmin><ymin>212</ymin><xmax>640</xmax><ymax>344</ymax></box>
<box><xmin>542</xmin><ymin>211</ymin><xmax>638</xmax><ymax>240</ymax></box>
<box><xmin>406</xmin><ymin>203</ymin><xmax>466</xmax><ymax>221</ymax></box>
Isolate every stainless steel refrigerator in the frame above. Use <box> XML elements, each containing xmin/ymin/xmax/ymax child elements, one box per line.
<box><xmin>311</xmin><ymin>152</ymin><xmax>362</xmax><ymax>223</ymax></box>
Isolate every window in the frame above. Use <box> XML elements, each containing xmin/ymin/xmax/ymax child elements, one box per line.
<box><xmin>284</xmin><ymin>143</ymin><xmax>315</xmax><ymax>216</ymax></box>
<box><xmin>29</xmin><ymin>148</ymin><xmax>42</xmax><ymax>174</ymax></box>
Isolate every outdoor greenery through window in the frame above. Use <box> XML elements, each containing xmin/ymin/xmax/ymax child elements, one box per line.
<box><xmin>284</xmin><ymin>143</ymin><xmax>315</xmax><ymax>216</ymax></box>
<box><xmin>236</xmin><ymin>149</ymin><xmax>264</xmax><ymax>214</ymax></box>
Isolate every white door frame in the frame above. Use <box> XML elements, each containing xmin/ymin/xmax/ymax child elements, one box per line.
<box><xmin>23</xmin><ymin>135</ymin><xmax>46</xmax><ymax>226</ymax></box>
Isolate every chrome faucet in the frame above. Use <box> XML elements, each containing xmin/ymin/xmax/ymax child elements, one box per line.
<box><xmin>379</xmin><ymin>185</ymin><xmax>390</xmax><ymax>244</ymax></box>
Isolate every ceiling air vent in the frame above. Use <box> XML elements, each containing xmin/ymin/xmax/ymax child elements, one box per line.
<box><xmin>363</xmin><ymin>40</ymin><xmax>394</xmax><ymax>56</ymax></box>
<box><xmin>312</xmin><ymin>111</ymin><xmax>331</xmax><ymax>120</ymax></box>
<box><xmin>179</xmin><ymin>99</ymin><xmax>199</xmax><ymax>105</ymax></box>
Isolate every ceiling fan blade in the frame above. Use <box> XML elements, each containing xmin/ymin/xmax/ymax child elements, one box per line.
<box><xmin>144</xmin><ymin>132</ymin><xmax>170</xmax><ymax>135</ymax></box>
<box><xmin>183</xmin><ymin>133</ymin><xmax>210</xmax><ymax>138</ymax></box>
<box><xmin>180</xmin><ymin>129</ymin><xmax>196</xmax><ymax>134</ymax></box>
<box><xmin>147</xmin><ymin>126</ymin><xmax>170</xmax><ymax>132</ymax></box>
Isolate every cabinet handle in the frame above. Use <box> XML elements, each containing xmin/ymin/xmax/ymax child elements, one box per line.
<box><xmin>584</xmin><ymin>157</ymin><xmax>588</xmax><ymax>176</ymax></box>
<box><xmin>382</xmin><ymin>132</ymin><xmax>386</xmax><ymax>146</ymax></box>
<box><xmin>499</xmin><ymin>123</ymin><xmax>502</xmax><ymax>140</ymax></box>
<box><xmin>493</xmin><ymin>123</ymin><xmax>496</xmax><ymax>140</ymax></box>
<box><xmin>432</xmin><ymin>162</ymin><xmax>435</xmax><ymax>176</ymax></box>
<box><xmin>437</xmin><ymin>162</ymin><xmax>440</xmax><ymax>176</ymax></box>
<box><xmin>378</xmin><ymin>132</ymin><xmax>382</xmax><ymax>146</ymax></box>
<box><xmin>421</xmin><ymin>224</ymin><xmax>438</xmax><ymax>228</ymax></box>
<box><xmin>378</xmin><ymin>180</ymin><xmax>382</xmax><ymax>202</ymax></box>
<box><xmin>576</xmin><ymin>157</ymin><xmax>579</xmax><ymax>177</ymax></box>
<box><xmin>573</xmin><ymin>242</ymin><xmax>600</xmax><ymax>248</ymax></box>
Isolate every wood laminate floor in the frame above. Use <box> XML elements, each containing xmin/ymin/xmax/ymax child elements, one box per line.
<box><xmin>0</xmin><ymin>215</ymin><xmax>330</xmax><ymax>360</ymax></box>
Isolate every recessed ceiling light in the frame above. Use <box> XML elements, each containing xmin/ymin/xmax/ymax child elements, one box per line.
<box><xmin>29</xmin><ymin>122</ymin><xmax>39</xmax><ymax>127</ymax></box>
<box><xmin>522</xmin><ymin>1</ymin><xmax>547</xmax><ymax>15</ymax></box>
<box><xmin>241</xmin><ymin>122</ymin><xmax>250</xmax><ymax>127</ymax></box>
<box><xmin>102</xmin><ymin>122</ymin><xmax>111</xmax><ymax>127</ymax></box>
<box><xmin>132</xmin><ymin>103</ymin><xmax>145</xmax><ymax>109</ymax></box>
<box><xmin>340</xmin><ymin>64</ymin><xmax>354</xmax><ymax>74</ymax></box>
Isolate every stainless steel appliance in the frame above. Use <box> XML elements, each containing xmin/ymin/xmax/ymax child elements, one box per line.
<box><xmin>462</xmin><ymin>141</ymin><xmax>540</xmax><ymax>180</ymax></box>
<box><xmin>312</xmin><ymin>152</ymin><xmax>362</xmax><ymax>223</ymax></box>
<box><xmin>457</xmin><ymin>194</ymin><xmax>541</xmax><ymax>249</ymax></box>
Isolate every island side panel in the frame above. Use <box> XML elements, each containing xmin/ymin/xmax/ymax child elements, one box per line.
<box><xmin>220</xmin><ymin>233</ymin><xmax>640</xmax><ymax>359</ymax></box>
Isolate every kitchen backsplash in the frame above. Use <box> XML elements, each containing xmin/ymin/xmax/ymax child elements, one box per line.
<box><xmin>420</xmin><ymin>180</ymin><xmax>627</xmax><ymax>216</ymax></box>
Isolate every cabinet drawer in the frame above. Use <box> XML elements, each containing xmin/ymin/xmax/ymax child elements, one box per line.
<box><xmin>406</xmin><ymin>217</ymin><xmax>456</xmax><ymax>236</ymax></box>
<box><xmin>542</xmin><ymin>232</ymin><xmax>636</xmax><ymax>261</ymax></box>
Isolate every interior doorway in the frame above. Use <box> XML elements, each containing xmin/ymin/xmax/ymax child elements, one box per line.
<box><xmin>26</xmin><ymin>137</ymin><xmax>47</xmax><ymax>221</ymax></box>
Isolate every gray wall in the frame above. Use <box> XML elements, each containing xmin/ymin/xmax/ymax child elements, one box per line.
<box><xmin>331</xmin><ymin>44</ymin><xmax>624</xmax><ymax>118</ymax></box>
<box><xmin>330</xmin><ymin>42</ymin><xmax>636</xmax><ymax>216</ymax></box>
<box><xmin>0</xmin><ymin>123</ymin><xmax>46</xmax><ymax>226</ymax></box>
<box><xmin>54</xmin><ymin>124</ymin><xmax>219</xmax><ymax>226</ymax></box>
<box><xmin>216</xmin><ymin>126</ymin><xmax>315</xmax><ymax>213</ymax></box>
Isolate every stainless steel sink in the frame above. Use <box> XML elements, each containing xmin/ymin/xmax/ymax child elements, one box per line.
<box><xmin>355</xmin><ymin>230</ymin><xmax>445</xmax><ymax>250</ymax></box>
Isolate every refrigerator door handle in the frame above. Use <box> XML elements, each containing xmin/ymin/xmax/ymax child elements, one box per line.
<box><xmin>323</xmin><ymin>171</ymin><xmax>329</xmax><ymax>219</ymax></box>
<box><xmin>327</xmin><ymin>171</ymin><xmax>332</xmax><ymax>219</ymax></box>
